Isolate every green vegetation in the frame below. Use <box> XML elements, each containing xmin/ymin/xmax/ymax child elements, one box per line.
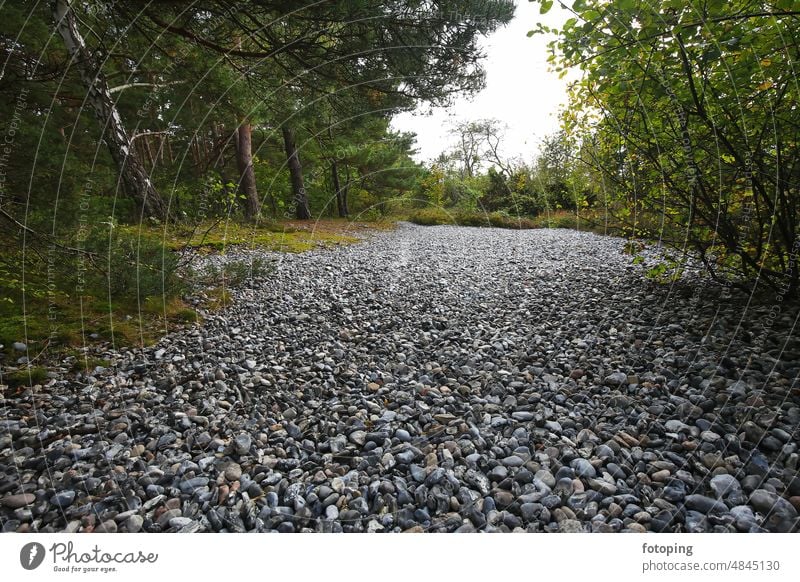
<box><xmin>406</xmin><ymin>208</ymin><xmax>537</xmax><ymax>229</ymax></box>
<box><xmin>530</xmin><ymin>0</ymin><xmax>800</xmax><ymax>296</ymax></box>
<box><xmin>0</xmin><ymin>218</ymin><xmax>366</xmax><ymax>359</ymax></box>
<box><xmin>3</xmin><ymin>367</ymin><xmax>49</xmax><ymax>390</ymax></box>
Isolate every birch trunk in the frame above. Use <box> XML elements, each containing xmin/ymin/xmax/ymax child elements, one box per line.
<box><xmin>52</xmin><ymin>0</ymin><xmax>168</xmax><ymax>220</ymax></box>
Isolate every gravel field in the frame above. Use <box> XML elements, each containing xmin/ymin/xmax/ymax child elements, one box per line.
<box><xmin>1</xmin><ymin>223</ymin><xmax>799</xmax><ymax>533</ymax></box>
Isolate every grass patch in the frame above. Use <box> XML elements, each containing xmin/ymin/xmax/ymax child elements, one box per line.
<box><xmin>530</xmin><ymin>210</ymin><xmax>583</xmax><ymax>230</ymax></box>
<box><xmin>2</xmin><ymin>366</ymin><xmax>49</xmax><ymax>388</ymax></box>
<box><xmin>193</xmin><ymin>256</ymin><xmax>274</xmax><ymax>288</ymax></box>
<box><xmin>69</xmin><ymin>355</ymin><xmax>111</xmax><ymax>374</ymax></box>
<box><xmin>204</xmin><ymin>287</ymin><xmax>233</xmax><ymax>311</ymax></box>
<box><xmin>0</xmin><ymin>282</ymin><xmax>201</xmax><ymax>355</ymax></box>
<box><xmin>122</xmin><ymin>219</ymin><xmax>361</xmax><ymax>254</ymax></box>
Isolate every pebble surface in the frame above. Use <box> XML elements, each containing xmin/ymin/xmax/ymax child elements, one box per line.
<box><xmin>1</xmin><ymin>223</ymin><xmax>798</xmax><ymax>533</ymax></box>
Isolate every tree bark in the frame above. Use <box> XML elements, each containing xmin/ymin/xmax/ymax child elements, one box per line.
<box><xmin>281</xmin><ymin>126</ymin><xmax>311</xmax><ymax>219</ymax></box>
<box><xmin>342</xmin><ymin>165</ymin><xmax>351</xmax><ymax>216</ymax></box>
<box><xmin>234</xmin><ymin>121</ymin><xmax>260</xmax><ymax>220</ymax></box>
<box><xmin>331</xmin><ymin>160</ymin><xmax>348</xmax><ymax>218</ymax></box>
<box><xmin>52</xmin><ymin>0</ymin><xmax>168</xmax><ymax>220</ymax></box>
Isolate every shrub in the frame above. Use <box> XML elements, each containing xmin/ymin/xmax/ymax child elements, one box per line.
<box><xmin>81</xmin><ymin>227</ymin><xmax>182</xmax><ymax>302</ymax></box>
<box><xmin>406</xmin><ymin>208</ymin><xmax>536</xmax><ymax>229</ymax></box>
<box><xmin>195</xmin><ymin>256</ymin><xmax>274</xmax><ymax>288</ymax></box>
<box><xmin>407</xmin><ymin>207</ymin><xmax>455</xmax><ymax>226</ymax></box>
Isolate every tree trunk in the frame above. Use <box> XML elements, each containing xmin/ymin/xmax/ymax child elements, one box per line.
<box><xmin>234</xmin><ymin>121</ymin><xmax>260</xmax><ymax>220</ymax></box>
<box><xmin>331</xmin><ymin>160</ymin><xmax>348</xmax><ymax>218</ymax></box>
<box><xmin>342</xmin><ymin>165</ymin><xmax>351</xmax><ymax>216</ymax></box>
<box><xmin>52</xmin><ymin>0</ymin><xmax>168</xmax><ymax>220</ymax></box>
<box><xmin>281</xmin><ymin>126</ymin><xmax>311</xmax><ymax>219</ymax></box>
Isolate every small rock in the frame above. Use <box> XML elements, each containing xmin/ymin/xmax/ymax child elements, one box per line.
<box><xmin>571</xmin><ymin>458</ymin><xmax>596</xmax><ymax>479</ymax></box>
<box><xmin>125</xmin><ymin>515</ymin><xmax>144</xmax><ymax>533</ymax></box>
<box><xmin>95</xmin><ymin>520</ymin><xmax>117</xmax><ymax>533</ymax></box>
<box><xmin>559</xmin><ymin>519</ymin><xmax>584</xmax><ymax>533</ymax></box>
<box><xmin>50</xmin><ymin>491</ymin><xmax>76</xmax><ymax>509</ymax></box>
<box><xmin>710</xmin><ymin>474</ymin><xmax>740</xmax><ymax>498</ymax></box>
<box><xmin>224</xmin><ymin>463</ymin><xmax>243</xmax><ymax>481</ymax></box>
<box><xmin>685</xmin><ymin>494</ymin><xmax>727</xmax><ymax>514</ymax></box>
<box><xmin>604</xmin><ymin>372</ymin><xmax>628</xmax><ymax>387</ymax></box>
<box><xmin>234</xmin><ymin>434</ymin><xmax>252</xmax><ymax>456</ymax></box>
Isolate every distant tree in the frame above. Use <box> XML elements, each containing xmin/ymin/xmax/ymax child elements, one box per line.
<box><xmin>448</xmin><ymin>118</ymin><xmax>513</xmax><ymax>178</ymax></box>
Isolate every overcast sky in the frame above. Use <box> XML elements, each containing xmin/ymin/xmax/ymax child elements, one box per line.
<box><xmin>391</xmin><ymin>0</ymin><xmax>571</xmax><ymax>164</ymax></box>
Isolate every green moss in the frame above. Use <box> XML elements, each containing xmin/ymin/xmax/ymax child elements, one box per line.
<box><xmin>3</xmin><ymin>366</ymin><xmax>49</xmax><ymax>388</ymax></box>
<box><xmin>0</xmin><ymin>219</ymin><xmax>367</xmax><ymax>365</ymax></box>
<box><xmin>124</xmin><ymin>220</ymin><xmax>360</xmax><ymax>254</ymax></box>
<box><xmin>174</xmin><ymin>308</ymin><xmax>200</xmax><ymax>323</ymax></box>
<box><xmin>70</xmin><ymin>356</ymin><xmax>110</xmax><ymax>374</ymax></box>
<box><xmin>205</xmin><ymin>287</ymin><xmax>232</xmax><ymax>311</ymax></box>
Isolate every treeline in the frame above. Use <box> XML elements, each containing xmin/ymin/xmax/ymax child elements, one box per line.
<box><xmin>415</xmin><ymin>122</ymin><xmax>594</xmax><ymax>218</ymax></box>
<box><xmin>0</xmin><ymin>0</ymin><xmax>514</xmax><ymax>227</ymax></box>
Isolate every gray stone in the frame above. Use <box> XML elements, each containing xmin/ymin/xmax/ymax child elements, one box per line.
<box><xmin>710</xmin><ymin>474</ymin><xmax>740</xmax><ymax>498</ymax></box>
<box><xmin>95</xmin><ymin>520</ymin><xmax>117</xmax><ymax>533</ymax></box>
<box><xmin>124</xmin><ymin>515</ymin><xmax>144</xmax><ymax>533</ymax></box>
<box><xmin>488</xmin><ymin>465</ymin><xmax>508</xmax><ymax>481</ymax></box>
<box><xmin>685</xmin><ymin>494</ymin><xmax>727</xmax><ymax>514</ymax></box>
<box><xmin>224</xmin><ymin>463</ymin><xmax>243</xmax><ymax>481</ymax></box>
<box><xmin>2</xmin><ymin>493</ymin><xmax>35</xmax><ymax>509</ymax></box>
<box><xmin>234</xmin><ymin>434</ymin><xmax>252</xmax><ymax>455</ymax></box>
<box><xmin>50</xmin><ymin>491</ymin><xmax>76</xmax><ymax>509</ymax></box>
<box><xmin>604</xmin><ymin>372</ymin><xmax>628</xmax><ymax>387</ymax></box>
<box><xmin>535</xmin><ymin>470</ymin><xmax>556</xmax><ymax>489</ymax></box>
<box><xmin>559</xmin><ymin>519</ymin><xmax>584</xmax><ymax>533</ymax></box>
<box><xmin>571</xmin><ymin>458</ymin><xmax>597</xmax><ymax>479</ymax></box>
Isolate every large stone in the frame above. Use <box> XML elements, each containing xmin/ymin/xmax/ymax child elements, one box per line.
<box><xmin>234</xmin><ymin>434</ymin><xmax>252</xmax><ymax>456</ymax></box>
<box><xmin>685</xmin><ymin>494</ymin><xmax>727</xmax><ymax>514</ymax></box>
<box><xmin>570</xmin><ymin>458</ymin><xmax>596</xmax><ymax>479</ymax></box>
<box><xmin>710</xmin><ymin>474</ymin><xmax>740</xmax><ymax>498</ymax></box>
<box><xmin>1</xmin><ymin>494</ymin><xmax>35</xmax><ymax>509</ymax></box>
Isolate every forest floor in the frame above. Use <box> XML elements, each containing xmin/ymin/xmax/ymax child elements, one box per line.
<box><xmin>1</xmin><ymin>223</ymin><xmax>799</xmax><ymax>533</ymax></box>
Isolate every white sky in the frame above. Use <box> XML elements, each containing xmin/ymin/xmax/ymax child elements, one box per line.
<box><xmin>391</xmin><ymin>0</ymin><xmax>571</xmax><ymax>164</ymax></box>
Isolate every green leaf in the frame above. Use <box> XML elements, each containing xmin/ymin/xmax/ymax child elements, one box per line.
<box><xmin>540</xmin><ymin>0</ymin><xmax>554</xmax><ymax>14</ymax></box>
<box><xmin>572</xmin><ymin>0</ymin><xmax>587</xmax><ymax>11</ymax></box>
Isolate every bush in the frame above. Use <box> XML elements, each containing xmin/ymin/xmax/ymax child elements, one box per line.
<box><xmin>406</xmin><ymin>207</ymin><xmax>454</xmax><ymax>226</ymax></box>
<box><xmin>486</xmin><ymin>212</ymin><xmax>536</xmax><ymax>229</ymax></box>
<box><xmin>406</xmin><ymin>208</ymin><xmax>536</xmax><ymax>229</ymax></box>
<box><xmin>194</xmin><ymin>256</ymin><xmax>274</xmax><ymax>288</ymax></box>
<box><xmin>81</xmin><ymin>227</ymin><xmax>182</xmax><ymax>302</ymax></box>
<box><xmin>531</xmin><ymin>211</ymin><xmax>581</xmax><ymax>230</ymax></box>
